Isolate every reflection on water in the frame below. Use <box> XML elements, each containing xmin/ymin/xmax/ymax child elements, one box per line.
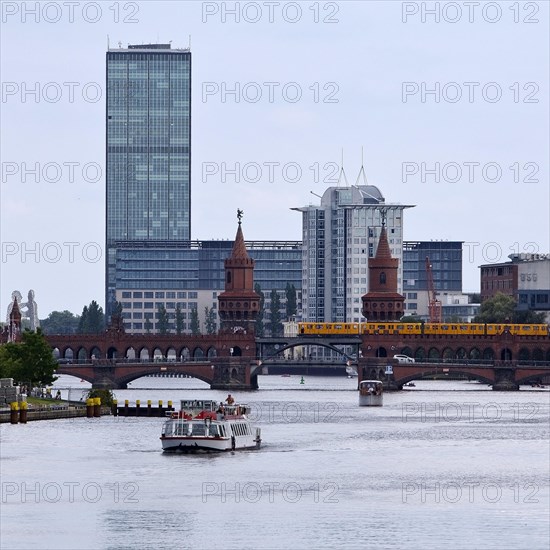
<box><xmin>1</xmin><ymin>376</ymin><xmax>549</xmax><ymax>550</ymax></box>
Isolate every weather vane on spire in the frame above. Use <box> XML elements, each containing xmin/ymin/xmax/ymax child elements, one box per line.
<box><xmin>237</xmin><ymin>208</ymin><xmax>244</xmax><ymax>224</ymax></box>
<box><xmin>380</xmin><ymin>208</ymin><xmax>387</xmax><ymax>227</ymax></box>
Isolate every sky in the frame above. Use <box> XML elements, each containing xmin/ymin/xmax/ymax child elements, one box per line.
<box><xmin>1</xmin><ymin>0</ymin><xmax>549</xmax><ymax>319</ymax></box>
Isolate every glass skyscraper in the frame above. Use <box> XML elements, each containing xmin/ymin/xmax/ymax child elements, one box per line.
<box><xmin>105</xmin><ymin>44</ymin><xmax>191</xmax><ymax>315</ymax></box>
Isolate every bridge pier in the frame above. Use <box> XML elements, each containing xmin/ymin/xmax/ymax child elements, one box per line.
<box><xmin>210</xmin><ymin>359</ymin><xmax>257</xmax><ymax>391</ymax></box>
<box><xmin>492</xmin><ymin>368</ymin><xmax>519</xmax><ymax>391</ymax></box>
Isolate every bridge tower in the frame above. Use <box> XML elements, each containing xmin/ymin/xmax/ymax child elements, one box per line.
<box><xmin>8</xmin><ymin>296</ymin><xmax>22</xmax><ymax>342</ymax></box>
<box><xmin>217</xmin><ymin>212</ymin><xmax>260</xmax><ymax>334</ymax></box>
<box><xmin>361</xmin><ymin>219</ymin><xmax>404</xmax><ymax>320</ymax></box>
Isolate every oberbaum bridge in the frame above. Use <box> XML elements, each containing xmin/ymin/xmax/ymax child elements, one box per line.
<box><xmin>10</xmin><ymin>219</ymin><xmax>550</xmax><ymax>392</ymax></box>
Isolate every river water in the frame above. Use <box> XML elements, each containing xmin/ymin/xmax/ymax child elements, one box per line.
<box><xmin>1</xmin><ymin>375</ymin><xmax>549</xmax><ymax>550</ymax></box>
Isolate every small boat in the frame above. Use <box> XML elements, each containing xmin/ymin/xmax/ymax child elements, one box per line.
<box><xmin>358</xmin><ymin>380</ymin><xmax>383</xmax><ymax>406</ymax></box>
<box><xmin>404</xmin><ymin>382</ymin><xmax>416</xmax><ymax>387</ymax></box>
<box><xmin>160</xmin><ymin>399</ymin><xmax>262</xmax><ymax>453</ymax></box>
<box><xmin>346</xmin><ymin>366</ymin><xmax>358</xmax><ymax>378</ymax></box>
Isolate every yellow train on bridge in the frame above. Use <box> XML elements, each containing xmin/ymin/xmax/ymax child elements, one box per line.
<box><xmin>297</xmin><ymin>322</ymin><xmax>549</xmax><ymax>337</ymax></box>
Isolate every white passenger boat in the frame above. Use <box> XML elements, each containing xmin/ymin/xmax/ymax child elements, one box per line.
<box><xmin>160</xmin><ymin>399</ymin><xmax>262</xmax><ymax>453</ymax></box>
<box><xmin>358</xmin><ymin>380</ymin><xmax>383</xmax><ymax>406</ymax></box>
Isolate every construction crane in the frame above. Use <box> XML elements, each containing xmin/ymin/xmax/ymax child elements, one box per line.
<box><xmin>425</xmin><ymin>256</ymin><xmax>442</xmax><ymax>323</ymax></box>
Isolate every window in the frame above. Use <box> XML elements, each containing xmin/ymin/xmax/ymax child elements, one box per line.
<box><xmin>380</xmin><ymin>272</ymin><xmax>386</xmax><ymax>284</ymax></box>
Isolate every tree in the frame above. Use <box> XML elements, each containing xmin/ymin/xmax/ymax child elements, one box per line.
<box><xmin>285</xmin><ymin>283</ymin><xmax>297</xmax><ymax>320</ymax></box>
<box><xmin>400</xmin><ymin>316</ymin><xmax>423</xmax><ymax>323</ymax></box>
<box><xmin>205</xmin><ymin>307</ymin><xmax>217</xmax><ymax>334</ymax></box>
<box><xmin>40</xmin><ymin>310</ymin><xmax>80</xmax><ymax>334</ymax></box>
<box><xmin>144</xmin><ymin>316</ymin><xmax>153</xmax><ymax>334</ymax></box>
<box><xmin>156</xmin><ymin>304</ymin><xmax>169</xmax><ymax>334</ymax></box>
<box><xmin>175</xmin><ymin>304</ymin><xmax>184</xmax><ymax>335</ymax></box>
<box><xmin>269</xmin><ymin>289</ymin><xmax>283</xmax><ymax>336</ymax></box>
<box><xmin>190</xmin><ymin>307</ymin><xmax>200</xmax><ymax>335</ymax></box>
<box><xmin>0</xmin><ymin>329</ymin><xmax>58</xmax><ymax>387</ymax></box>
<box><xmin>474</xmin><ymin>292</ymin><xmax>546</xmax><ymax>323</ymax></box>
<box><xmin>78</xmin><ymin>301</ymin><xmax>105</xmax><ymax>334</ymax></box>
<box><xmin>254</xmin><ymin>283</ymin><xmax>265</xmax><ymax>337</ymax></box>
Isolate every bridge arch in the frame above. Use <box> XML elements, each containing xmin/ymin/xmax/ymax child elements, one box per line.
<box><xmin>375</xmin><ymin>347</ymin><xmax>388</xmax><ymax>357</ymax></box>
<box><xmin>193</xmin><ymin>347</ymin><xmax>205</xmax><ymax>359</ymax></box>
<box><xmin>519</xmin><ymin>348</ymin><xmax>530</xmax><ymax>361</ymax></box>
<box><xmin>500</xmin><ymin>348</ymin><xmax>512</xmax><ymax>361</ymax></box>
<box><xmin>532</xmin><ymin>348</ymin><xmax>544</xmax><ymax>362</ymax></box>
<box><xmin>456</xmin><ymin>347</ymin><xmax>467</xmax><ymax>360</ymax></box>
<box><xmin>63</xmin><ymin>348</ymin><xmax>74</xmax><ymax>360</ymax></box>
<box><xmin>469</xmin><ymin>347</ymin><xmax>481</xmax><ymax>360</ymax></box>
<box><xmin>107</xmin><ymin>347</ymin><xmax>118</xmax><ymax>359</ymax></box>
<box><xmin>153</xmin><ymin>347</ymin><xmax>163</xmax><ymax>360</ymax></box>
<box><xmin>77</xmin><ymin>347</ymin><xmax>87</xmax><ymax>361</ymax></box>
<box><xmin>125</xmin><ymin>347</ymin><xmax>136</xmax><ymax>359</ymax></box>
<box><xmin>400</xmin><ymin>346</ymin><xmax>413</xmax><ymax>357</ymax></box>
<box><xmin>396</xmin><ymin>368</ymin><xmax>494</xmax><ymax>386</ymax></box>
<box><xmin>414</xmin><ymin>347</ymin><xmax>425</xmax><ymax>361</ymax></box>
<box><xmin>166</xmin><ymin>347</ymin><xmax>177</xmax><ymax>361</ymax></box>
<box><xmin>428</xmin><ymin>347</ymin><xmax>440</xmax><ymax>359</ymax></box>
<box><xmin>207</xmin><ymin>346</ymin><xmax>217</xmax><ymax>358</ymax></box>
<box><xmin>231</xmin><ymin>346</ymin><xmax>242</xmax><ymax>357</ymax></box>
<box><xmin>483</xmin><ymin>347</ymin><xmax>495</xmax><ymax>360</ymax></box>
<box><xmin>442</xmin><ymin>347</ymin><xmax>453</xmax><ymax>360</ymax></box>
<box><xmin>139</xmin><ymin>347</ymin><xmax>150</xmax><ymax>361</ymax></box>
<box><xmin>179</xmin><ymin>347</ymin><xmax>190</xmax><ymax>360</ymax></box>
<box><xmin>90</xmin><ymin>346</ymin><xmax>101</xmax><ymax>359</ymax></box>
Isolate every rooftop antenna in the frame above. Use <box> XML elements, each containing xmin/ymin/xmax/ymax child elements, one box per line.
<box><xmin>310</xmin><ymin>190</ymin><xmax>322</xmax><ymax>199</ymax></box>
<box><xmin>337</xmin><ymin>148</ymin><xmax>349</xmax><ymax>187</ymax></box>
<box><xmin>355</xmin><ymin>146</ymin><xmax>369</xmax><ymax>186</ymax></box>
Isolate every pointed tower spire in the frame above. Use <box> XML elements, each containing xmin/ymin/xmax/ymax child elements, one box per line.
<box><xmin>218</xmin><ymin>211</ymin><xmax>260</xmax><ymax>334</ymax></box>
<box><xmin>361</xmin><ymin>216</ymin><xmax>404</xmax><ymax>321</ymax></box>
<box><xmin>8</xmin><ymin>296</ymin><xmax>22</xmax><ymax>342</ymax></box>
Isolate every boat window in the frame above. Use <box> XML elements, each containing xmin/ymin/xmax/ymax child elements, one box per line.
<box><xmin>174</xmin><ymin>423</ymin><xmax>189</xmax><ymax>436</ymax></box>
<box><xmin>192</xmin><ymin>423</ymin><xmax>206</xmax><ymax>436</ymax></box>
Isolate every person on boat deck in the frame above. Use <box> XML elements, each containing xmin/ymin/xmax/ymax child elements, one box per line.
<box><xmin>226</xmin><ymin>394</ymin><xmax>235</xmax><ymax>405</ymax></box>
<box><xmin>216</xmin><ymin>403</ymin><xmax>225</xmax><ymax>414</ymax></box>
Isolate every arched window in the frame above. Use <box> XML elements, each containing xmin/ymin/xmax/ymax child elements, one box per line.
<box><xmin>380</xmin><ymin>272</ymin><xmax>386</xmax><ymax>284</ymax></box>
<box><xmin>226</xmin><ymin>271</ymin><xmax>232</xmax><ymax>284</ymax></box>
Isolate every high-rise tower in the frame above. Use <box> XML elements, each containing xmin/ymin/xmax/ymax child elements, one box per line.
<box><xmin>105</xmin><ymin>43</ymin><xmax>191</xmax><ymax>315</ymax></box>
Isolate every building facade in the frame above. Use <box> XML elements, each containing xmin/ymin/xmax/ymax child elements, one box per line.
<box><xmin>114</xmin><ymin>240</ymin><xmax>302</xmax><ymax>333</ymax></box>
<box><xmin>402</xmin><ymin>241</ymin><xmax>463</xmax><ymax>318</ymax></box>
<box><xmin>293</xmin><ymin>180</ymin><xmax>413</xmax><ymax>322</ymax></box>
<box><xmin>106</xmin><ymin>44</ymin><xmax>192</xmax><ymax>315</ymax></box>
<box><xmin>481</xmin><ymin>253</ymin><xmax>550</xmax><ymax>319</ymax></box>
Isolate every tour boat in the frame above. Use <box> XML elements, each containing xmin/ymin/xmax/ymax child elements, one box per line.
<box><xmin>160</xmin><ymin>399</ymin><xmax>262</xmax><ymax>453</ymax></box>
<box><xmin>358</xmin><ymin>380</ymin><xmax>383</xmax><ymax>406</ymax></box>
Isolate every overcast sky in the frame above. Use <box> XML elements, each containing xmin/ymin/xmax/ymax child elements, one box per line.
<box><xmin>1</xmin><ymin>0</ymin><xmax>548</xmax><ymax>318</ymax></box>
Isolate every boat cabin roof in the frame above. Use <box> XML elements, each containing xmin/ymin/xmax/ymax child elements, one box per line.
<box><xmin>359</xmin><ymin>380</ymin><xmax>383</xmax><ymax>387</ymax></box>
